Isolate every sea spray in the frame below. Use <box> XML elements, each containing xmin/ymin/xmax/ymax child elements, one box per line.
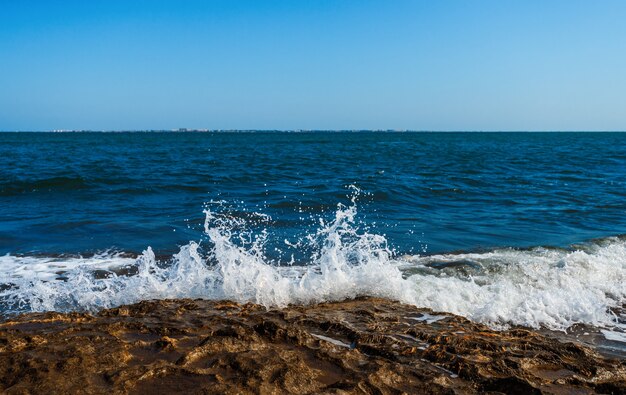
<box><xmin>0</xmin><ymin>200</ymin><xmax>409</xmax><ymax>313</ymax></box>
<box><xmin>1</xmin><ymin>200</ymin><xmax>625</xmax><ymax>334</ymax></box>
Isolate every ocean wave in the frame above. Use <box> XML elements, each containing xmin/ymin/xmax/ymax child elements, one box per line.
<box><xmin>1</xmin><ymin>201</ymin><xmax>625</xmax><ymax>334</ymax></box>
<box><xmin>0</xmin><ymin>176</ymin><xmax>92</xmax><ymax>195</ymax></box>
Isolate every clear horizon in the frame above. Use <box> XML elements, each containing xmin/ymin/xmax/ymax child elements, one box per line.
<box><xmin>2</xmin><ymin>1</ymin><xmax>626</xmax><ymax>131</ymax></box>
<box><xmin>3</xmin><ymin>130</ymin><xmax>626</xmax><ymax>133</ymax></box>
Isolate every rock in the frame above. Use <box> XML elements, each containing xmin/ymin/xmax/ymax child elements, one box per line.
<box><xmin>0</xmin><ymin>297</ymin><xmax>624</xmax><ymax>394</ymax></box>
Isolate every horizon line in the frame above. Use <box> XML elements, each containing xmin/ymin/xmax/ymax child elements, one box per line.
<box><xmin>2</xmin><ymin>129</ymin><xmax>626</xmax><ymax>133</ymax></box>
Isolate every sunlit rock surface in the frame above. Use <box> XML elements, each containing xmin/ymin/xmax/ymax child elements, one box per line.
<box><xmin>1</xmin><ymin>297</ymin><xmax>624</xmax><ymax>394</ymax></box>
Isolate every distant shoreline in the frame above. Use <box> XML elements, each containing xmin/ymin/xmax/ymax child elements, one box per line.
<box><xmin>1</xmin><ymin>130</ymin><xmax>626</xmax><ymax>133</ymax></box>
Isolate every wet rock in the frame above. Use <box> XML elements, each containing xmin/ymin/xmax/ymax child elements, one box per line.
<box><xmin>0</xmin><ymin>297</ymin><xmax>624</xmax><ymax>394</ymax></box>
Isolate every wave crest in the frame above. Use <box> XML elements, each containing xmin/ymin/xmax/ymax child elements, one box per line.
<box><xmin>1</xmin><ymin>202</ymin><xmax>625</xmax><ymax>332</ymax></box>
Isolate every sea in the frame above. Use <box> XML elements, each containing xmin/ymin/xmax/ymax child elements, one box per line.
<box><xmin>1</xmin><ymin>131</ymin><xmax>625</xmax><ymax>355</ymax></box>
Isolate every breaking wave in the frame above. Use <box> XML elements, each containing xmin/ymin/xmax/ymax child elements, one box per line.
<box><xmin>1</xmin><ymin>200</ymin><xmax>625</xmax><ymax>333</ymax></box>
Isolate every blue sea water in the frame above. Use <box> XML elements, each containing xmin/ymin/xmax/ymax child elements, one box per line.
<box><xmin>1</xmin><ymin>131</ymin><xmax>625</xmax><ymax>351</ymax></box>
<box><xmin>1</xmin><ymin>131</ymin><xmax>625</xmax><ymax>256</ymax></box>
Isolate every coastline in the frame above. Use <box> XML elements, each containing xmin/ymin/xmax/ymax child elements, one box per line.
<box><xmin>1</xmin><ymin>297</ymin><xmax>624</xmax><ymax>394</ymax></box>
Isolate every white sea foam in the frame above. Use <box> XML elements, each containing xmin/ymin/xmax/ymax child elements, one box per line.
<box><xmin>406</xmin><ymin>313</ymin><xmax>448</xmax><ymax>324</ymax></box>
<box><xmin>602</xmin><ymin>330</ymin><xmax>626</xmax><ymax>343</ymax></box>
<box><xmin>0</xmin><ymin>253</ymin><xmax>136</xmax><ymax>282</ymax></box>
<box><xmin>1</xmin><ymin>203</ymin><xmax>625</xmax><ymax>332</ymax></box>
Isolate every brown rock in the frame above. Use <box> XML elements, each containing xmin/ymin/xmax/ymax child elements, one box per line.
<box><xmin>0</xmin><ymin>297</ymin><xmax>624</xmax><ymax>394</ymax></box>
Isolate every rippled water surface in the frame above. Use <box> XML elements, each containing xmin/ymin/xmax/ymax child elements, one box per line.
<box><xmin>1</xmin><ymin>132</ymin><xmax>625</xmax><ymax>350</ymax></box>
<box><xmin>2</xmin><ymin>131</ymin><xmax>626</xmax><ymax>256</ymax></box>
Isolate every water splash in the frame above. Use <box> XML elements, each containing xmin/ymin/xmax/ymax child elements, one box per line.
<box><xmin>1</xmin><ymin>201</ymin><xmax>625</xmax><ymax>333</ymax></box>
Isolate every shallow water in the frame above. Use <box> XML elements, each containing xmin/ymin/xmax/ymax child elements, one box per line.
<box><xmin>1</xmin><ymin>132</ymin><xmax>625</xmax><ymax>351</ymax></box>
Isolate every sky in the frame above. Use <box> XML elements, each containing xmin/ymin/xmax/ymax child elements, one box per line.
<box><xmin>1</xmin><ymin>0</ymin><xmax>626</xmax><ymax>131</ymax></box>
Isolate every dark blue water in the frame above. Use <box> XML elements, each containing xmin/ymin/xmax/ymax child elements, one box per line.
<box><xmin>1</xmin><ymin>131</ymin><xmax>625</xmax><ymax>257</ymax></box>
<box><xmin>2</xmin><ymin>131</ymin><xmax>626</xmax><ymax>352</ymax></box>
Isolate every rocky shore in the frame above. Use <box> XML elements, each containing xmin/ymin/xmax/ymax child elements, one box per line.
<box><xmin>0</xmin><ymin>297</ymin><xmax>624</xmax><ymax>394</ymax></box>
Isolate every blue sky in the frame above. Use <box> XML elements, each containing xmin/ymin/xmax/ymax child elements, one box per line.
<box><xmin>1</xmin><ymin>0</ymin><xmax>625</xmax><ymax>131</ymax></box>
